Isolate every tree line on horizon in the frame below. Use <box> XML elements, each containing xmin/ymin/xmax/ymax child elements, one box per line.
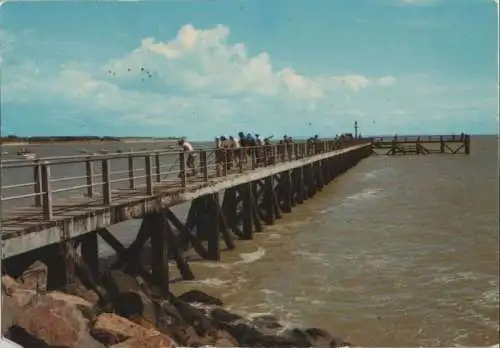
<box><xmin>0</xmin><ymin>135</ymin><xmax>181</xmax><ymax>143</ymax></box>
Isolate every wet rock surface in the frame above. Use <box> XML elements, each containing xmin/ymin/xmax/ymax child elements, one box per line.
<box><xmin>2</xmin><ymin>267</ymin><xmax>351</xmax><ymax>347</ymax></box>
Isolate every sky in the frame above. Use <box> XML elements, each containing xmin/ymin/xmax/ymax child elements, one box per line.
<box><xmin>0</xmin><ymin>0</ymin><xmax>498</xmax><ymax>140</ymax></box>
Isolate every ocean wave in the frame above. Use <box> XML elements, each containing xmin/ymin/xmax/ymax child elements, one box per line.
<box><xmin>233</xmin><ymin>247</ymin><xmax>266</xmax><ymax>265</ymax></box>
<box><xmin>261</xmin><ymin>288</ymin><xmax>283</xmax><ymax>297</ymax></box>
<box><xmin>359</xmin><ymin>167</ymin><xmax>391</xmax><ymax>180</ymax></box>
<box><xmin>345</xmin><ymin>188</ymin><xmax>383</xmax><ymax>201</ymax></box>
<box><xmin>184</xmin><ymin>278</ymin><xmax>232</xmax><ymax>287</ymax></box>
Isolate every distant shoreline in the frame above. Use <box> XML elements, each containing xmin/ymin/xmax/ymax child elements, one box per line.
<box><xmin>1</xmin><ymin>139</ymin><xmax>180</xmax><ymax>147</ymax></box>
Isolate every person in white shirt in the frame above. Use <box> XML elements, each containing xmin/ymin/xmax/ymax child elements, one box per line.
<box><xmin>178</xmin><ymin>138</ymin><xmax>196</xmax><ymax>176</ymax></box>
<box><xmin>255</xmin><ymin>134</ymin><xmax>264</xmax><ymax>146</ymax></box>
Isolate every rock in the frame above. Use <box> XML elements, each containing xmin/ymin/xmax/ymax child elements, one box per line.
<box><xmin>19</xmin><ymin>260</ymin><xmax>48</xmax><ymax>291</ymax></box>
<box><xmin>46</xmin><ymin>291</ymin><xmax>93</xmax><ymax>309</ymax></box>
<box><xmin>5</xmin><ymin>288</ymin><xmax>37</xmax><ymax>308</ymax></box>
<box><xmin>277</xmin><ymin>327</ymin><xmax>352</xmax><ymax>347</ymax></box>
<box><xmin>209</xmin><ymin>307</ymin><xmax>244</xmax><ymax>324</ymax></box>
<box><xmin>46</xmin><ymin>291</ymin><xmax>101</xmax><ymax>322</ymax></box>
<box><xmin>91</xmin><ymin>313</ymin><xmax>168</xmax><ymax>346</ymax></box>
<box><xmin>304</xmin><ymin>327</ymin><xmax>352</xmax><ymax>347</ymax></box>
<box><xmin>2</xmin><ymin>275</ymin><xmax>21</xmax><ymax>295</ymax></box>
<box><xmin>170</xmin><ymin>297</ymin><xmax>215</xmax><ymax>336</ymax></box>
<box><xmin>109</xmin><ymin>332</ymin><xmax>175</xmax><ymax>348</ymax></box>
<box><xmin>65</xmin><ymin>281</ymin><xmax>103</xmax><ymax>306</ymax></box>
<box><xmin>208</xmin><ymin>308</ymin><xmax>265</xmax><ymax>346</ymax></box>
<box><xmin>165</xmin><ymin>324</ymin><xmax>204</xmax><ymax>347</ymax></box>
<box><xmin>100</xmin><ymin>270</ymin><xmax>189</xmax><ymax>339</ymax></box>
<box><xmin>210</xmin><ymin>308</ymin><xmax>337</xmax><ymax>347</ymax></box>
<box><xmin>250</xmin><ymin>314</ymin><xmax>283</xmax><ymax>330</ymax></box>
<box><xmin>278</xmin><ymin>328</ymin><xmax>314</xmax><ymax>347</ymax></box>
<box><xmin>178</xmin><ymin>290</ymin><xmax>223</xmax><ymax>306</ymax></box>
<box><xmin>212</xmin><ymin>329</ymin><xmax>238</xmax><ymax>347</ymax></box>
<box><xmin>1</xmin><ymin>283</ymin><xmax>37</xmax><ymax>335</ymax></box>
<box><xmin>7</xmin><ymin>293</ymin><xmax>105</xmax><ymax>348</ymax></box>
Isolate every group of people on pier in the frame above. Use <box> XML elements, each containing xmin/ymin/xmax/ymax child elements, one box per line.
<box><xmin>177</xmin><ymin>133</ymin><xmax>330</xmax><ymax>177</ymax></box>
<box><xmin>213</xmin><ymin>133</ymin><xmax>296</xmax><ymax>173</ymax></box>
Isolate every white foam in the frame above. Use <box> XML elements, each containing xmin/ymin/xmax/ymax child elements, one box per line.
<box><xmin>195</xmin><ymin>261</ymin><xmax>232</xmax><ymax>270</ymax></box>
<box><xmin>186</xmin><ymin>278</ymin><xmax>231</xmax><ymax>287</ymax></box>
<box><xmin>345</xmin><ymin>188</ymin><xmax>382</xmax><ymax>201</ymax></box>
<box><xmin>360</xmin><ymin>167</ymin><xmax>390</xmax><ymax>180</ymax></box>
<box><xmin>261</xmin><ymin>289</ymin><xmax>283</xmax><ymax>296</ymax></box>
<box><xmin>233</xmin><ymin>247</ymin><xmax>266</xmax><ymax>265</ymax></box>
<box><xmin>473</xmin><ymin>286</ymin><xmax>500</xmax><ymax>309</ymax></box>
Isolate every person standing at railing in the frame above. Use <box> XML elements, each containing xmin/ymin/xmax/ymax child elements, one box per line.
<box><xmin>285</xmin><ymin>136</ymin><xmax>294</xmax><ymax>159</ymax></box>
<box><xmin>215</xmin><ymin>137</ymin><xmax>222</xmax><ymax>176</ymax></box>
<box><xmin>215</xmin><ymin>136</ymin><xmax>227</xmax><ymax>176</ymax></box>
<box><xmin>254</xmin><ymin>134</ymin><xmax>264</xmax><ymax>166</ymax></box>
<box><xmin>237</xmin><ymin>132</ymin><xmax>248</xmax><ymax>166</ymax></box>
<box><xmin>229</xmin><ymin>136</ymin><xmax>241</xmax><ymax>168</ymax></box>
<box><xmin>178</xmin><ymin>138</ymin><xmax>196</xmax><ymax>177</ymax></box>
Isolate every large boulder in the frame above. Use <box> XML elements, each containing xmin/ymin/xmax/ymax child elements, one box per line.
<box><xmin>6</xmin><ymin>293</ymin><xmax>105</xmax><ymax>348</ymax></box>
<box><xmin>91</xmin><ymin>313</ymin><xmax>174</xmax><ymax>346</ymax></box>
<box><xmin>2</xmin><ymin>289</ymin><xmax>36</xmax><ymax>335</ymax></box>
<box><xmin>2</xmin><ymin>276</ymin><xmax>37</xmax><ymax>335</ymax></box>
<box><xmin>100</xmin><ymin>270</ymin><xmax>186</xmax><ymax>336</ymax></box>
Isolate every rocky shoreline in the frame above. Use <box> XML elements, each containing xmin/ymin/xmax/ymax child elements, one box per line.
<box><xmin>2</xmin><ymin>261</ymin><xmax>351</xmax><ymax>348</ymax></box>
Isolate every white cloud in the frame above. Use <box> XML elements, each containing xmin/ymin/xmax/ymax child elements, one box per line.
<box><xmin>3</xmin><ymin>24</ymin><xmax>397</xmax><ymax>132</ymax></box>
<box><xmin>106</xmin><ymin>24</ymin><xmax>395</xmax><ymax>100</ymax></box>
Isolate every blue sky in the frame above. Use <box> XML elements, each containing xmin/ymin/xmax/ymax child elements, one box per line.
<box><xmin>0</xmin><ymin>0</ymin><xmax>498</xmax><ymax>139</ymax></box>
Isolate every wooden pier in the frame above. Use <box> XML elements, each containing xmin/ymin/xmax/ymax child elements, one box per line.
<box><xmin>0</xmin><ymin>133</ymin><xmax>470</xmax><ymax>296</ymax></box>
<box><xmin>371</xmin><ymin>134</ymin><xmax>471</xmax><ymax>155</ymax></box>
<box><xmin>1</xmin><ymin>139</ymin><xmax>371</xmax><ymax>294</ymax></box>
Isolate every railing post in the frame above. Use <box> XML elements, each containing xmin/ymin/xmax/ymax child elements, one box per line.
<box><xmin>222</xmin><ymin>150</ymin><xmax>228</xmax><ymax>176</ymax></box>
<box><xmin>101</xmin><ymin>159</ymin><xmax>111</xmax><ymax>205</ymax></box>
<box><xmin>154</xmin><ymin>152</ymin><xmax>161</xmax><ymax>183</ymax></box>
<box><xmin>250</xmin><ymin>147</ymin><xmax>256</xmax><ymax>169</ymax></box>
<box><xmin>200</xmin><ymin>151</ymin><xmax>208</xmax><ymax>182</ymax></box>
<box><xmin>264</xmin><ymin>146</ymin><xmax>269</xmax><ymax>166</ymax></box>
<box><xmin>272</xmin><ymin>145</ymin><xmax>277</xmax><ymax>165</ymax></box>
<box><xmin>128</xmin><ymin>153</ymin><xmax>135</xmax><ymax>189</ymax></box>
<box><xmin>33</xmin><ymin>159</ymin><xmax>42</xmax><ymax>207</ymax></box>
<box><xmin>179</xmin><ymin>152</ymin><xmax>187</xmax><ymax>187</ymax></box>
<box><xmin>145</xmin><ymin>154</ymin><xmax>153</xmax><ymax>195</ymax></box>
<box><xmin>85</xmin><ymin>156</ymin><xmax>93</xmax><ymax>198</ymax></box>
<box><xmin>40</xmin><ymin>161</ymin><xmax>53</xmax><ymax>220</ymax></box>
<box><xmin>238</xmin><ymin>148</ymin><xmax>244</xmax><ymax>173</ymax></box>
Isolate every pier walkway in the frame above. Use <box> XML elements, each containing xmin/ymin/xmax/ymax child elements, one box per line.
<box><xmin>1</xmin><ymin>140</ymin><xmax>369</xmax><ymax>259</ymax></box>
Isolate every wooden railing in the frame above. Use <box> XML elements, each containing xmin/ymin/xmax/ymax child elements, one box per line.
<box><xmin>368</xmin><ymin>134</ymin><xmax>470</xmax><ymax>143</ymax></box>
<box><xmin>1</xmin><ymin>139</ymin><xmax>368</xmax><ymax>220</ymax></box>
